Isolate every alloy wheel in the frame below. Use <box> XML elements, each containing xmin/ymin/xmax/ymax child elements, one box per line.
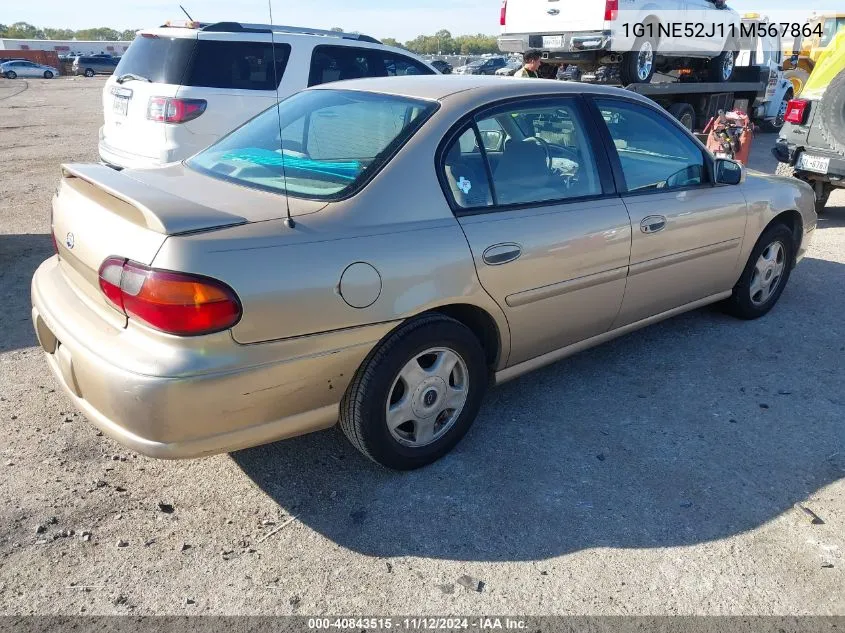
<box><xmin>749</xmin><ymin>241</ymin><xmax>786</xmax><ymax>306</ymax></box>
<box><xmin>386</xmin><ymin>347</ymin><xmax>469</xmax><ymax>448</ymax></box>
<box><xmin>637</xmin><ymin>41</ymin><xmax>654</xmax><ymax>82</ymax></box>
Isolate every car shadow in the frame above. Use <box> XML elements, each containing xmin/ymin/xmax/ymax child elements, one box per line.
<box><xmin>818</xmin><ymin>200</ymin><xmax>845</xmax><ymax>228</ymax></box>
<box><xmin>232</xmin><ymin>256</ymin><xmax>845</xmax><ymax>562</ymax></box>
<box><xmin>0</xmin><ymin>233</ymin><xmax>52</xmax><ymax>353</ymax></box>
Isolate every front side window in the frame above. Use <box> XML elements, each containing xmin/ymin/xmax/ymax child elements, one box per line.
<box><xmin>189</xmin><ymin>89</ymin><xmax>436</xmax><ymax>200</ymax></box>
<box><xmin>442</xmin><ymin>99</ymin><xmax>602</xmax><ymax>209</ymax></box>
<box><xmin>594</xmin><ymin>98</ymin><xmax>706</xmax><ymax>192</ymax></box>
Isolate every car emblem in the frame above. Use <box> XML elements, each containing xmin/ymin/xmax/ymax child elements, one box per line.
<box><xmin>547</xmin><ymin>8</ymin><xmax>560</xmax><ymax>14</ymax></box>
<box><xmin>65</xmin><ymin>232</ymin><xmax>75</xmax><ymax>249</ymax></box>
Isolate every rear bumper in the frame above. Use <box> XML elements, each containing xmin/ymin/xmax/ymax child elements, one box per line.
<box><xmin>98</xmin><ymin>134</ymin><xmax>164</xmax><ymax>170</ymax></box>
<box><xmin>498</xmin><ymin>31</ymin><xmax>611</xmax><ymax>60</ymax></box>
<box><xmin>774</xmin><ymin>139</ymin><xmax>845</xmax><ymax>183</ymax></box>
<box><xmin>31</xmin><ymin>256</ymin><xmax>394</xmax><ymax>458</ymax></box>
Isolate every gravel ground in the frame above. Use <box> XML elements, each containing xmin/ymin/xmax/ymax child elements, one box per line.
<box><xmin>0</xmin><ymin>77</ymin><xmax>843</xmax><ymax>616</ymax></box>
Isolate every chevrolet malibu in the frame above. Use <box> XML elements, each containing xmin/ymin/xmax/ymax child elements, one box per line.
<box><xmin>32</xmin><ymin>76</ymin><xmax>816</xmax><ymax>470</ymax></box>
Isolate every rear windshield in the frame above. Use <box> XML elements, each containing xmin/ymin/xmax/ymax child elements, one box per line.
<box><xmin>115</xmin><ymin>34</ymin><xmax>290</xmax><ymax>90</ymax></box>
<box><xmin>188</xmin><ymin>90</ymin><xmax>437</xmax><ymax>200</ymax></box>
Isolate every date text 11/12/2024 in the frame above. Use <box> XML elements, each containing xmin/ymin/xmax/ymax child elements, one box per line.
<box><xmin>307</xmin><ymin>617</ymin><xmax>529</xmax><ymax>630</ymax></box>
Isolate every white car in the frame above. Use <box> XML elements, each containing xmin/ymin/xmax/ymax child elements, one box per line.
<box><xmin>498</xmin><ymin>0</ymin><xmax>741</xmax><ymax>84</ymax></box>
<box><xmin>99</xmin><ymin>21</ymin><xmax>438</xmax><ymax>170</ymax></box>
<box><xmin>1</xmin><ymin>60</ymin><xmax>59</xmax><ymax>79</ymax></box>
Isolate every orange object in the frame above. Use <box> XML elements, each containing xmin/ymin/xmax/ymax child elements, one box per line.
<box><xmin>703</xmin><ymin>110</ymin><xmax>753</xmax><ymax>164</ymax></box>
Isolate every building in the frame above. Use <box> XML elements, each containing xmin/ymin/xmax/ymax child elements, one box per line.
<box><xmin>0</xmin><ymin>39</ymin><xmax>132</xmax><ymax>57</ymax></box>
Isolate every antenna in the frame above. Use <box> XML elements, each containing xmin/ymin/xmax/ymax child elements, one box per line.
<box><xmin>179</xmin><ymin>5</ymin><xmax>194</xmax><ymax>21</ymax></box>
<box><xmin>268</xmin><ymin>0</ymin><xmax>295</xmax><ymax>228</ymax></box>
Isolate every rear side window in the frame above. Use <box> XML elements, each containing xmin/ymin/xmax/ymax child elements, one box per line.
<box><xmin>184</xmin><ymin>40</ymin><xmax>290</xmax><ymax>90</ymax></box>
<box><xmin>188</xmin><ymin>89</ymin><xmax>437</xmax><ymax>200</ymax></box>
<box><xmin>308</xmin><ymin>46</ymin><xmax>434</xmax><ymax>86</ymax></box>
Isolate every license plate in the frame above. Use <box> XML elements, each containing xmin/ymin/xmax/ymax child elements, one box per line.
<box><xmin>543</xmin><ymin>36</ymin><xmax>564</xmax><ymax>48</ymax></box>
<box><xmin>797</xmin><ymin>153</ymin><xmax>830</xmax><ymax>174</ymax></box>
<box><xmin>112</xmin><ymin>96</ymin><xmax>129</xmax><ymax>116</ymax></box>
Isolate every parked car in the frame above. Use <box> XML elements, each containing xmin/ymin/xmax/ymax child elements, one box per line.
<box><xmin>430</xmin><ymin>59</ymin><xmax>452</xmax><ymax>74</ymax></box>
<box><xmin>73</xmin><ymin>55</ymin><xmax>120</xmax><ymax>77</ymax></box>
<box><xmin>774</xmin><ymin>29</ymin><xmax>845</xmax><ymax>213</ymax></box>
<box><xmin>1</xmin><ymin>60</ymin><xmax>59</xmax><ymax>79</ymax></box>
<box><xmin>99</xmin><ymin>21</ymin><xmax>437</xmax><ymax>170</ymax></box>
<box><xmin>34</xmin><ymin>76</ymin><xmax>816</xmax><ymax>469</ymax></box>
<box><xmin>498</xmin><ymin>0</ymin><xmax>741</xmax><ymax>84</ymax></box>
<box><xmin>495</xmin><ymin>60</ymin><xmax>523</xmax><ymax>76</ymax></box>
<box><xmin>454</xmin><ymin>57</ymin><xmax>508</xmax><ymax>75</ymax></box>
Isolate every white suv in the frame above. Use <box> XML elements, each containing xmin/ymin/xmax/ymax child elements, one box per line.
<box><xmin>99</xmin><ymin>21</ymin><xmax>437</xmax><ymax>169</ymax></box>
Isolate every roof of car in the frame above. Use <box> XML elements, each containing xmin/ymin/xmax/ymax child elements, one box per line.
<box><xmin>311</xmin><ymin>75</ymin><xmax>649</xmax><ymax>104</ymax></box>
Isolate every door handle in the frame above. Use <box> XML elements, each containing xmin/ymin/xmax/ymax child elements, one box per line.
<box><xmin>640</xmin><ymin>216</ymin><xmax>667</xmax><ymax>234</ymax></box>
<box><xmin>482</xmin><ymin>243</ymin><xmax>522</xmax><ymax>266</ymax></box>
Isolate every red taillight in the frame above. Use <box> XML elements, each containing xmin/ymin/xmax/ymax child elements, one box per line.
<box><xmin>604</xmin><ymin>0</ymin><xmax>618</xmax><ymax>21</ymax></box>
<box><xmin>97</xmin><ymin>257</ymin><xmax>241</xmax><ymax>336</ymax></box>
<box><xmin>500</xmin><ymin>0</ymin><xmax>508</xmax><ymax>26</ymax></box>
<box><xmin>784</xmin><ymin>99</ymin><xmax>808</xmax><ymax>125</ymax></box>
<box><xmin>147</xmin><ymin>97</ymin><xmax>207</xmax><ymax>123</ymax></box>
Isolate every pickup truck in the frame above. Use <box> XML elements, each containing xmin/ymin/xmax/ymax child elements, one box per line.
<box><xmin>498</xmin><ymin>0</ymin><xmax>741</xmax><ymax>84</ymax></box>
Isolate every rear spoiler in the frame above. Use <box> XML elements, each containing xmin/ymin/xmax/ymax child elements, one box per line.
<box><xmin>60</xmin><ymin>163</ymin><xmax>247</xmax><ymax>235</ymax></box>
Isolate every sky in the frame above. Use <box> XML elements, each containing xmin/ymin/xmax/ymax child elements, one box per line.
<box><xmin>5</xmin><ymin>0</ymin><xmax>844</xmax><ymax>42</ymax></box>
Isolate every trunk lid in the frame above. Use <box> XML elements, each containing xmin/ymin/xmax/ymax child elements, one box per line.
<box><xmin>503</xmin><ymin>0</ymin><xmax>605</xmax><ymax>35</ymax></box>
<box><xmin>51</xmin><ymin>164</ymin><xmax>249</xmax><ymax>325</ymax></box>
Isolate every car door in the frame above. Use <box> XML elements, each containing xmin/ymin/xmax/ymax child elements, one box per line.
<box><xmin>17</xmin><ymin>62</ymin><xmax>36</xmax><ymax>77</ymax></box>
<box><xmin>589</xmin><ymin>96</ymin><xmax>747</xmax><ymax>327</ymax></box>
<box><xmin>441</xmin><ymin>96</ymin><xmax>632</xmax><ymax>366</ymax></box>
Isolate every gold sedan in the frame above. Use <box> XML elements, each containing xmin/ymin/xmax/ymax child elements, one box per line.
<box><xmin>31</xmin><ymin>76</ymin><xmax>817</xmax><ymax>469</ymax></box>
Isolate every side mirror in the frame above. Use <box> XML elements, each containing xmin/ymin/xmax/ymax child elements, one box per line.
<box><xmin>714</xmin><ymin>158</ymin><xmax>744</xmax><ymax>185</ymax></box>
<box><xmin>478</xmin><ymin>130</ymin><xmax>505</xmax><ymax>152</ymax></box>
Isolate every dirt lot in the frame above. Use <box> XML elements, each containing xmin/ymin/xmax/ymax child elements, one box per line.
<box><xmin>0</xmin><ymin>77</ymin><xmax>844</xmax><ymax>616</ymax></box>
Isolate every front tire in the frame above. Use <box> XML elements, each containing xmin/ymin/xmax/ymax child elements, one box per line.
<box><xmin>340</xmin><ymin>314</ymin><xmax>488</xmax><ymax>470</ymax></box>
<box><xmin>723</xmin><ymin>223</ymin><xmax>794</xmax><ymax>319</ymax></box>
<box><xmin>5</xmin><ymin>71</ymin><xmax>17</xmax><ymax>79</ymax></box>
<box><xmin>84</xmin><ymin>68</ymin><xmax>94</xmax><ymax>78</ymax></box>
<box><xmin>668</xmin><ymin>102</ymin><xmax>696</xmax><ymax>131</ymax></box>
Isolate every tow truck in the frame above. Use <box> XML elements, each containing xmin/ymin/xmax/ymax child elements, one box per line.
<box><xmin>537</xmin><ymin>14</ymin><xmax>795</xmax><ymax>132</ymax></box>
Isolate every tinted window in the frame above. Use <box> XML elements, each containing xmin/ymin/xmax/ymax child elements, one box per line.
<box><xmin>595</xmin><ymin>99</ymin><xmax>705</xmax><ymax>192</ymax></box>
<box><xmin>184</xmin><ymin>40</ymin><xmax>290</xmax><ymax>90</ymax></box>
<box><xmin>381</xmin><ymin>54</ymin><xmax>434</xmax><ymax>77</ymax></box>
<box><xmin>189</xmin><ymin>90</ymin><xmax>436</xmax><ymax>200</ymax></box>
<box><xmin>114</xmin><ymin>35</ymin><xmax>196</xmax><ymax>84</ymax></box>
<box><xmin>442</xmin><ymin>99</ymin><xmax>602</xmax><ymax>209</ymax></box>
<box><xmin>309</xmin><ymin>46</ymin><xmax>378</xmax><ymax>86</ymax></box>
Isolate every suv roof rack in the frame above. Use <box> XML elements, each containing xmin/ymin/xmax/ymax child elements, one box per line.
<box><xmin>160</xmin><ymin>20</ymin><xmax>381</xmax><ymax>44</ymax></box>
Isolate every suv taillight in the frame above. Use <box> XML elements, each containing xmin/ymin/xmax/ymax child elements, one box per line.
<box><xmin>604</xmin><ymin>0</ymin><xmax>619</xmax><ymax>21</ymax></box>
<box><xmin>784</xmin><ymin>99</ymin><xmax>809</xmax><ymax>125</ymax></box>
<box><xmin>98</xmin><ymin>257</ymin><xmax>241</xmax><ymax>336</ymax></box>
<box><xmin>146</xmin><ymin>97</ymin><xmax>207</xmax><ymax>123</ymax></box>
<box><xmin>500</xmin><ymin>0</ymin><xmax>508</xmax><ymax>26</ymax></box>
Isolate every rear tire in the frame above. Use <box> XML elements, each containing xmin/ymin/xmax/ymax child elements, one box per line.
<box><xmin>707</xmin><ymin>49</ymin><xmax>735</xmax><ymax>82</ymax></box>
<box><xmin>668</xmin><ymin>102</ymin><xmax>696</xmax><ymax>131</ymax></box>
<box><xmin>620</xmin><ymin>36</ymin><xmax>656</xmax><ymax>85</ymax></box>
<box><xmin>43</xmin><ymin>71</ymin><xmax>53</xmax><ymax>79</ymax></box>
<box><xmin>339</xmin><ymin>314</ymin><xmax>488</xmax><ymax>470</ymax></box>
<box><xmin>761</xmin><ymin>88</ymin><xmax>792</xmax><ymax>132</ymax></box>
<box><xmin>723</xmin><ymin>223</ymin><xmax>794</xmax><ymax>320</ymax></box>
<box><xmin>84</xmin><ymin>68</ymin><xmax>94</xmax><ymax>78</ymax></box>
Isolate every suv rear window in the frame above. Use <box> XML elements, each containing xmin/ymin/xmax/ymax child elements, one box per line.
<box><xmin>188</xmin><ymin>89</ymin><xmax>437</xmax><ymax>200</ymax></box>
<box><xmin>115</xmin><ymin>35</ymin><xmax>290</xmax><ymax>90</ymax></box>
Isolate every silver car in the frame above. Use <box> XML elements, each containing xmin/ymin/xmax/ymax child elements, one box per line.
<box><xmin>2</xmin><ymin>60</ymin><xmax>59</xmax><ymax>79</ymax></box>
<box><xmin>32</xmin><ymin>76</ymin><xmax>817</xmax><ymax>469</ymax></box>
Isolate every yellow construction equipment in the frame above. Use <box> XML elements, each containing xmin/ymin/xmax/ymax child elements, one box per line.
<box><xmin>782</xmin><ymin>12</ymin><xmax>845</xmax><ymax>94</ymax></box>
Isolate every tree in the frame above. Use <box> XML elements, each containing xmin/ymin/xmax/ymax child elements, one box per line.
<box><xmin>381</xmin><ymin>37</ymin><xmax>406</xmax><ymax>49</ymax></box>
<box><xmin>4</xmin><ymin>22</ymin><xmax>42</xmax><ymax>39</ymax></box>
<box><xmin>330</xmin><ymin>27</ymin><xmax>343</xmax><ymax>32</ymax></box>
<box><xmin>74</xmin><ymin>27</ymin><xmax>122</xmax><ymax>41</ymax></box>
<box><xmin>120</xmin><ymin>29</ymin><xmax>138</xmax><ymax>41</ymax></box>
